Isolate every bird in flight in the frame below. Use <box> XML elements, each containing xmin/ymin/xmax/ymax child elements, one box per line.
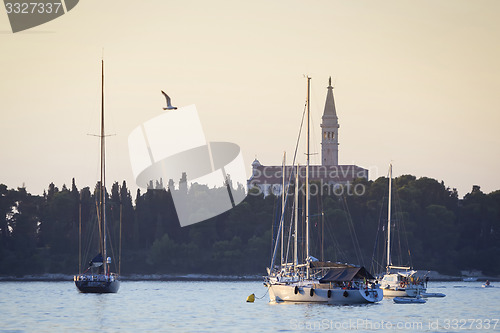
<box><xmin>161</xmin><ymin>91</ymin><xmax>177</xmax><ymax>110</ymax></box>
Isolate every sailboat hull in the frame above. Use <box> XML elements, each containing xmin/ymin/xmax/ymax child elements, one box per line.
<box><xmin>381</xmin><ymin>287</ymin><xmax>423</xmax><ymax>298</ymax></box>
<box><xmin>75</xmin><ymin>276</ymin><xmax>120</xmax><ymax>293</ymax></box>
<box><xmin>267</xmin><ymin>284</ymin><xmax>383</xmax><ymax>304</ymax></box>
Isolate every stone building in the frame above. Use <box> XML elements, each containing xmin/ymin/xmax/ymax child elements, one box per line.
<box><xmin>248</xmin><ymin>78</ymin><xmax>368</xmax><ymax>196</ymax></box>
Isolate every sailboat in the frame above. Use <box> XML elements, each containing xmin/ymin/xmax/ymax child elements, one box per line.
<box><xmin>263</xmin><ymin>77</ymin><xmax>382</xmax><ymax>304</ymax></box>
<box><xmin>378</xmin><ymin>164</ymin><xmax>424</xmax><ymax>297</ymax></box>
<box><xmin>73</xmin><ymin>60</ymin><xmax>120</xmax><ymax>293</ymax></box>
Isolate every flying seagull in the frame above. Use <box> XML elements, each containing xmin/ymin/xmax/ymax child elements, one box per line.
<box><xmin>161</xmin><ymin>90</ymin><xmax>177</xmax><ymax>110</ymax></box>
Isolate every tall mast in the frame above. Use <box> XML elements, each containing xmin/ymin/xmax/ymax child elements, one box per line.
<box><xmin>306</xmin><ymin>76</ymin><xmax>311</xmax><ymax>279</ymax></box>
<box><xmin>101</xmin><ymin>59</ymin><xmax>108</xmax><ymax>276</ymax></box>
<box><xmin>78</xmin><ymin>193</ymin><xmax>82</xmax><ymax>274</ymax></box>
<box><xmin>294</xmin><ymin>165</ymin><xmax>299</xmax><ymax>269</ymax></box>
<box><xmin>281</xmin><ymin>152</ymin><xmax>286</xmax><ymax>268</ymax></box>
<box><xmin>386</xmin><ymin>163</ymin><xmax>392</xmax><ymax>272</ymax></box>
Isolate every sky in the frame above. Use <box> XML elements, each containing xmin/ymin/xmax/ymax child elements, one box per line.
<box><xmin>1</xmin><ymin>0</ymin><xmax>499</xmax><ymax>198</ymax></box>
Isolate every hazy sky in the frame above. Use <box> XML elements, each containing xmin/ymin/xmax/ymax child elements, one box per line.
<box><xmin>1</xmin><ymin>0</ymin><xmax>499</xmax><ymax>198</ymax></box>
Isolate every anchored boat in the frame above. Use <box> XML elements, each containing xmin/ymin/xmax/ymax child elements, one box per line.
<box><xmin>73</xmin><ymin>60</ymin><xmax>120</xmax><ymax>293</ymax></box>
<box><xmin>378</xmin><ymin>164</ymin><xmax>426</xmax><ymax>297</ymax></box>
<box><xmin>263</xmin><ymin>77</ymin><xmax>382</xmax><ymax>304</ymax></box>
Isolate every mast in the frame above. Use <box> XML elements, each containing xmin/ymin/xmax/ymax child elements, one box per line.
<box><xmin>294</xmin><ymin>165</ymin><xmax>299</xmax><ymax>269</ymax></box>
<box><xmin>101</xmin><ymin>59</ymin><xmax>108</xmax><ymax>276</ymax></box>
<box><xmin>119</xmin><ymin>200</ymin><xmax>122</xmax><ymax>275</ymax></box>
<box><xmin>321</xmin><ymin>211</ymin><xmax>324</xmax><ymax>262</ymax></box>
<box><xmin>306</xmin><ymin>76</ymin><xmax>311</xmax><ymax>279</ymax></box>
<box><xmin>386</xmin><ymin>163</ymin><xmax>392</xmax><ymax>272</ymax></box>
<box><xmin>78</xmin><ymin>192</ymin><xmax>82</xmax><ymax>274</ymax></box>
<box><xmin>281</xmin><ymin>152</ymin><xmax>286</xmax><ymax>268</ymax></box>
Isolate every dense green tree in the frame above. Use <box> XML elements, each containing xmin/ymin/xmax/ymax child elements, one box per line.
<box><xmin>0</xmin><ymin>175</ymin><xmax>499</xmax><ymax>277</ymax></box>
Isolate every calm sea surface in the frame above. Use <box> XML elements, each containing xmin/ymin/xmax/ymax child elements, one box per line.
<box><xmin>0</xmin><ymin>280</ymin><xmax>499</xmax><ymax>332</ymax></box>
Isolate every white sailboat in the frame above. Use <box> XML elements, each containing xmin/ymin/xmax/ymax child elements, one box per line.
<box><xmin>379</xmin><ymin>164</ymin><xmax>424</xmax><ymax>297</ymax></box>
<box><xmin>263</xmin><ymin>77</ymin><xmax>382</xmax><ymax>304</ymax></box>
<box><xmin>73</xmin><ymin>60</ymin><xmax>120</xmax><ymax>293</ymax></box>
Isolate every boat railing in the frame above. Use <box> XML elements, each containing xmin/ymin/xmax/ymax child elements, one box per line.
<box><xmin>74</xmin><ymin>274</ymin><xmax>118</xmax><ymax>282</ymax></box>
<box><xmin>314</xmin><ymin>280</ymin><xmax>378</xmax><ymax>290</ymax></box>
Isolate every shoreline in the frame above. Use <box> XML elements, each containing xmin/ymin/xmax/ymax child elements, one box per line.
<box><xmin>1</xmin><ymin>273</ymin><xmax>498</xmax><ymax>282</ymax></box>
<box><xmin>0</xmin><ymin>273</ymin><xmax>264</xmax><ymax>282</ymax></box>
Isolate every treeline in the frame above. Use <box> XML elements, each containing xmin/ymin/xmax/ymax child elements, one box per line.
<box><xmin>0</xmin><ymin>175</ymin><xmax>499</xmax><ymax>277</ymax></box>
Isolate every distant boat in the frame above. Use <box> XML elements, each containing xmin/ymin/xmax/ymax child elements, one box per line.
<box><xmin>463</xmin><ymin>277</ymin><xmax>478</xmax><ymax>282</ymax></box>
<box><xmin>73</xmin><ymin>60</ymin><xmax>120</xmax><ymax>293</ymax></box>
<box><xmin>482</xmin><ymin>280</ymin><xmax>493</xmax><ymax>288</ymax></box>
<box><xmin>421</xmin><ymin>292</ymin><xmax>446</xmax><ymax>297</ymax></box>
<box><xmin>378</xmin><ymin>164</ymin><xmax>426</xmax><ymax>298</ymax></box>
<box><xmin>263</xmin><ymin>77</ymin><xmax>382</xmax><ymax>305</ymax></box>
<box><xmin>393</xmin><ymin>295</ymin><xmax>426</xmax><ymax>304</ymax></box>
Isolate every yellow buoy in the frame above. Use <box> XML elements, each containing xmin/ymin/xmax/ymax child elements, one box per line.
<box><xmin>246</xmin><ymin>293</ymin><xmax>255</xmax><ymax>302</ymax></box>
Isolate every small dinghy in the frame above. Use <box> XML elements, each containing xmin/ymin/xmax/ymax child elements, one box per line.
<box><xmin>421</xmin><ymin>292</ymin><xmax>446</xmax><ymax>297</ymax></box>
<box><xmin>393</xmin><ymin>296</ymin><xmax>426</xmax><ymax>304</ymax></box>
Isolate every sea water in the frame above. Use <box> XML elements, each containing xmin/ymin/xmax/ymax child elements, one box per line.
<box><xmin>0</xmin><ymin>281</ymin><xmax>499</xmax><ymax>332</ymax></box>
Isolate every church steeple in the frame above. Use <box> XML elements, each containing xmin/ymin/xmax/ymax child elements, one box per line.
<box><xmin>321</xmin><ymin>77</ymin><xmax>339</xmax><ymax>166</ymax></box>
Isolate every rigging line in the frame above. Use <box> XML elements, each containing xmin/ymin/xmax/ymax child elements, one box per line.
<box><xmin>82</xmin><ymin>210</ymin><xmax>97</xmax><ymax>270</ymax></box>
<box><xmin>320</xmin><ymin>198</ymin><xmax>349</xmax><ymax>262</ymax></box>
<box><xmin>95</xmin><ymin>195</ymin><xmax>103</xmax><ymax>255</ymax></box>
<box><xmin>269</xmin><ymin>192</ymin><xmax>291</xmax><ymax>269</ymax></box>
<box><xmin>323</xmin><ymin>213</ymin><xmax>345</xmax><ymax>262</ymax></box>
<box><xmin>274</xmin><ymin>99</ymin><xmax>309</xmax><ymax>269</ymax></box>
<box><xmin>270</xmin><ymin>197</ymin><xmax>278</xmax><ymax>257</ymax></box>
<box><xmin>269</xmin><ymin>195</ymin><xmax>281</xmax><ymax>263</ymax></box>
<box><xmin>342</xmin><ymin>195</ymin><xmax>364</xmax><ymax>266</ymax></box>
<box><xmin>277</xmin><ymin>99</ymin><xmax>307</xmax><ymax>217</ymax></box>
<box><xmin>395</xmin><ymin>185</ymin><xmax>413</xmax><ymax>268</ymax></box>
<box><xmin>396</xmin><ymin>210</ymin><xmax>403</xmax><ymax>267</ymax></box>
<box><xmin>372</xmin><ymin>199</ymin><xmax>384</xmax><ymax>273</ymax></box>
<box><xmin>106</xmin><ymin>222</ymin><xmax>118</xmax><ymax>274</ymax></box>
<box><xmin>301</xmin><ymin>193</ymin><xmax>305</xmax><ymax>263</ymax></box>
<box><xmin>390</xmin><ymin>180</ymin><xmax>403</xmax><ymax>267</ymax></box>
<box><xmin>291</xmin><ymin>101</ymin><xmax>308</xmax><ymax>167</ymax></box>
<box><xmin>119</xmin><ymin>201</ymin><xmax>122</xmax><ymax>276</ymax></box>
<box><xmin>370</xmin><ymin>191</ymin><xmax>387</xmax><ymax>275</ymax></box>
<box><xmin>318</xmin><ymin>193</ymin><xmax>323</xmax><ymax>262</ymax></box>
<box><xmin>284</xmin><ymin>202</ymin><xmax>294</xmax><ymax>266</ymax></box>
<box><xmin>283</xmin><ymin>100</ymin><xmax>307</xmax><ymax>189</ymax></box>
<box><xmin>269</xmin><ymin>100</ymin><xmax>307</xmax><ymax>271</ymax></box>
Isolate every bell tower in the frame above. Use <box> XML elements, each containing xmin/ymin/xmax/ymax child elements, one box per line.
<box><xmin>321</xmin><ymin>77</ymin><xmax>339</xmax><ymax>166</ymax></box>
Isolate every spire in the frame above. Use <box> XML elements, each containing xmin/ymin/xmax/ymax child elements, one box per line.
<box><xmin>323</xmin><ymin>76</ymin><xmax>337</xmax><ymax>118</ymax></box>
<box><xmin>321</xmin><ymin>76</ymin><xmax>339</xmax><ymax>166</ymax></box>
